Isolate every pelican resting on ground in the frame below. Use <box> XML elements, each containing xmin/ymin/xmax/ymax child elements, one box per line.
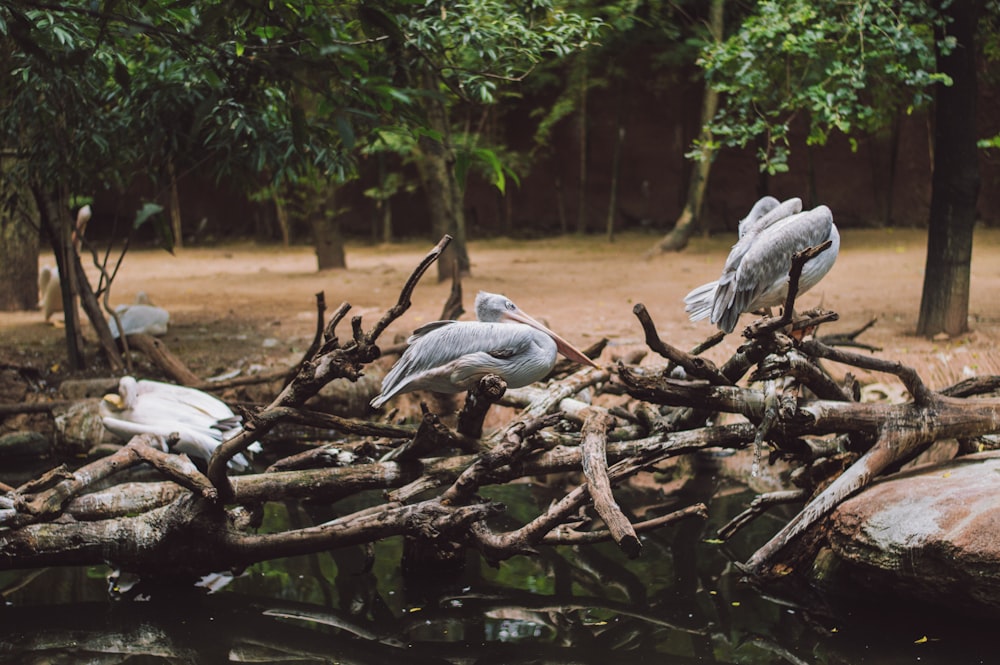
<box><xmin>100</xmin><ymin>376</ymin><xmax>259</xmax><ymax>471</ymax></box>
<box><xmin>108</xmin><ymin>292</ymin><xmax>170</xmax><ymax>339</ymax></box>
<box><xmin>38</xmin><ymin>266</ymin><xmax>62</xmax><ymax>323</ymax></box>
<box><xmin>684</xmin><ymin>196</ymin><xmax>840</xmax><ymax>334</ymax></box>
<box><xmin>370</xmin><ymin>291</ymin><xmax>598</xmax><ymax>408</ymax></box>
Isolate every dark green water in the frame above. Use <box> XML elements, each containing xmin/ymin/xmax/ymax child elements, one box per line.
<box><xmin>0</xmin><ymin>463</ymin><xmax>994</xmax><ymax>664</ymax></box>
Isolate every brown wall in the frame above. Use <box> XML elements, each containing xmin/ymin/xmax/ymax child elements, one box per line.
<box><xmin>90</xmin><ymin>61</ymin><xmax>1000</xmax><ymax>244</ymax></box>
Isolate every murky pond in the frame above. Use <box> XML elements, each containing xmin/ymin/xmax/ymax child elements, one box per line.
<box><xmin>0</xmin><ymin>457</ymin><xmax>994</xmax><ymax>664</ymax></box>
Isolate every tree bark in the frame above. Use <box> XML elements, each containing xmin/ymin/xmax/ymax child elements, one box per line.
<box><xmin>606</xmin><ymin>102</ymin><xmax>625</xmax><ymax>242</ymax></box>
<box><xmin>414</xmin><ymin>70</ymin><xmax>470</xmax><ymax>281</ymax></box>
<box><xmin>0</xmin><ymin>160</ymin><xmax>39</xmax><ymax>312</ymax></box>
<box><xmin>575</xmin><ymin>57</ymin><xmax>589</xmax><ymax>235</ymax></box>
<box><xmin>312</xmin><ymin>186</ymin><xmax>346</xmax><ymax>270</ymax></box>
<box><xmin>646</xmin><ymin>0</ymin><xmax>723</xmax><ymax>254</ymax></box>
<box><xmin>916</xmin><ymin>0</ymin><xmax>981</xmax><ymax>337</ymax></box>
<box><xmin>34</xmin><ymin>186</ymin><xmax>85</xmax><ymax>370</ymax></box>
<box><xmin>167</xmin><ymin>158</ymin><xmax>183</xmax><ymax>249</ymax></box>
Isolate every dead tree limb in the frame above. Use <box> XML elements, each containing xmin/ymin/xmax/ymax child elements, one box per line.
<box><xmin>579</xmin><ymin>410</ymin><xmax>640</xmax><ymax>557</ymax></box>
<box><xmin>206</xmin><ymin>235</ymin><xmax>453</xmax><ymax>498</ymax></box>
<box><xmin>457</xmin><ymin>375</ymin><xmax>507</xmax><ymax>439</ymax></box>
<box><xmin>716</xmin><ymin>489</ymin><xmax>807</xmax><ymax>540</ymax></box>
<box><xmin>632</xmin><ymin>303</ymin><xmax>731</xmax><ymax>385</ymax></box>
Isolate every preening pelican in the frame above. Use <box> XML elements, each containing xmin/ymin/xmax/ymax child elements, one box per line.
<box><xmin>108</xmin><ymin>292</ymin><xmax>170</xmax><ymax>338</ymax></box>
<box><xmin>684</xmin><ymin>197</ymin><xmax>840</xmax><ymax>334</ymax></box>
<box><xmin>370</xmin><ymin>291</ymin><xmax>598</xmax><ymax>408</ymax></box>
<box><xmin>100</xmin><ymin>376</ymin><xmax>258</xmax><ymax>471</ymax></box>
<box><xmin>38</xmin><ymin>266</ymin><xmax>62</xmax><ymax>322</ymax></box>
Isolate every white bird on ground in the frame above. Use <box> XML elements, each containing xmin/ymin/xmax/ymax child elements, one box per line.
<box><xmin>100</xmin><ymin>376</ymin><xmax>258</xmax><ymax>472</ymax></box>
<box><xmin>370</xmin><ymin>291</ymin><xmax>598</xmax><ymax>408</ymax></box>
<box><xmin>684</xmin><ymin>196</ymin><xmax>840</xmax><ymax>334</ymax></box>
<box><xmin>38</xmin><ymin>266</ymin><xmax>62</xmax><ymax>323</ymax></box>
<box><xmin>108</xmin><ymin>292</ymin><xmax>170</xmax><ymax>339</ymax></box>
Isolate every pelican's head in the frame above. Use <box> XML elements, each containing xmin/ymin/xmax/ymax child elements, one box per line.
<box><xmin>474</xmin><ymin>291</ymin><xmax>598</xmax><ymax>368</ymax></box>
<box><xmin>737</xmin><ymin>196</ymin><xmax>780</xmax><ymax>238</ymax></box>
<box><xmin>103</xmin><ymin>376</ymin><xmax>139</xmax><ymax>412</ymax></box>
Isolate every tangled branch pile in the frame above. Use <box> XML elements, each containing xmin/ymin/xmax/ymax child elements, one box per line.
<box><xmin>3</xmin><ymin>236</ymin><xmax>1000</xmax><ymax>588</ymax></box>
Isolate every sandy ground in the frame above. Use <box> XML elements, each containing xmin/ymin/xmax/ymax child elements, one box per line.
<box><xmin>3</xmin><ymin>228</ymin><xmax>1000</xmax><ymax>392</ymax></box>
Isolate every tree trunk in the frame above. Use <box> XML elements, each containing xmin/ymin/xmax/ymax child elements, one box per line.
<box><xmin>167</xmin><ymin>158</ymin><xmax>183</xmax><ymax>249</ymax></box>
<box><xmin>606</xmin><ymin>84</ymin><xmax>626</xmax><ymax>243</ymax></box>
<box><xmin>414</xmin><ymin>83</ymin><xmax>470</xmax><ymax>281</ymax></box>
<box><xmin>646</xmin><ymin>0</ymin><xmax>723</xmax><ymax>254</ymax></box>
<box><xmin>312</xmin><ymin>187</ymin><xmax>346</xmax><ymax>270</ymax></box>
<box><xmin>377</xmin><ymin>153</ymin><xmax>392</xmax><ymax>244</ymax></box>
<box><xmin>0</xmin><ymin>162</ymin><xmax>39</xmax><ymax>312</ymax></box>
<box><xmin>274</xmin><ymin>198</ymin><xmax>291</xmax><ymax>247</ymax></box>
<box><xmin>917</xmin><ymin>0</ymin><xmax>980</xmax><ymax>337</ymax></box>
<box><xmin>34</xmin><ymin>186</ymin><xmax>85</xmax><ymax>370</ymax></box>
<box><xmin>575</xmin><ymin>58</ymin><xmax>589</xmax><ymax>235</ymax></box>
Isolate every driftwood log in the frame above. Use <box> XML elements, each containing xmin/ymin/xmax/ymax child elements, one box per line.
<box><xmin>2</xmin><ymin>236</ymin><xmax>1000</xmax><ymax>598</ymax></box>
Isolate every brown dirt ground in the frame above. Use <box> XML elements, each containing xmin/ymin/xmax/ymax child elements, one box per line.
<box><xmin>3</xmin><ymin>228</ymin><xmax>1000</xmax><ymax>393</ymax></box>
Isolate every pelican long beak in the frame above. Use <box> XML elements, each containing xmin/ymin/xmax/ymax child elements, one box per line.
<box><xmin>503</xmin><ymin>309</ymin><xmax>599</xmax><ymax>368</ymax></box>
<box><xmin>102</xmin><ymin>394</ymin><xmax>124</xmax><ymax>410</ymax></box>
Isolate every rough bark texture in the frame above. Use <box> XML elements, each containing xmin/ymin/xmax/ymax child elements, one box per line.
<box><xmin>311</xmin><ymin>187</ymin><xmax>346</xmax><ymax>270</ymax></box>
<box><xmin>0</xmin><ymin>168</ymin><xmax>39</xmax><ymax>312</ymax></box>
<box><xmin>916</xmin><ymin>0</ymin><xmax>980</xmax><ymax>336</ymax></box>
<box><xmin>415</xmin><ymin>69</ymin><xmax>470</xmax><ymax>282</ymax></box>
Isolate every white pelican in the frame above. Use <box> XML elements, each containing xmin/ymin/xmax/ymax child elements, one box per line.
<box><xmin>100</xmin><ymin>376</ymin><xmax>258</xmax><ymax>471</ymax></box>
<box><xmin>108</xmin><ymin>292</ymin><xmax>170</xmax><ymax>339</ymax></box>
<box><xmin>684</xmin><ymin>197</ymin><xmax>840</xmax><ymax>334</ymax></box>
<box><xmin>370</xmin><ymin>291</ymin><xmax>598</xmax><ymax>408</ymax></box>
<box><xmin>38</xmin><ymin>265</ymin><xmax>62</xmax><ymax>322</ymax></box>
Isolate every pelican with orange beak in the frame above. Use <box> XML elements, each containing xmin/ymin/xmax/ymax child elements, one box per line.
<box><xmin>371</xmin><ymin>291</ymin><xmax>598</xmax><ymax>408</ymax></box>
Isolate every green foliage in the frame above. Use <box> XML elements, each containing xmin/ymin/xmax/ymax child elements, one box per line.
<box><xmin>0</xmin><ymin>0</ymin><xmax>415</xmax><ymax>230</ymax></box>
<box><xmin>699</xmin><ymin>0</ymin><xmax>950</xmax><ymax>173</ymax></box>
<box><xmin>400</xmin><ymin>0</ymin><xmax>605</xmax><ymax>105</ymax></box>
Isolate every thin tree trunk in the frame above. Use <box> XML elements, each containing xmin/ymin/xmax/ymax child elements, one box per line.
<box><xmin>917</xmin><ymin>0</ymin><xmax>980</xmax><ymax>336</ymax></box>
<box><xmin>575</xmin><ymin>59</ymin><xmax>588</xmax><ymax>235</ymax></box>
<box><xmin>606</xmin><ymin>84</ymin><xmax>626</xmax><ymax>243</ymax></box>
<box><xmin>274</xmin><ymin>198</ymin><xmax>291</xmax><ymax>247</ymax></box>
<box><xmin>647</xmin><ymin>0</ymin><xmax>723</xmax><ymax>254</ymax></box>
<box><xmin>885</xmin><ymin>113</ymin><xmax>901</xmax><ymax>225</ymax></box>
<box><xmin>167</xmin><ymin>158</ymin><xmax>183</xmax><ymax>249</ymax></box>
<box><xmin>378</xmin><ymin>153</ymin><xmax>392</xmax><ymax>244</ymax></box>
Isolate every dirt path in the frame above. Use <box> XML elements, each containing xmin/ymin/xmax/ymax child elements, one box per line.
<box><xmin>4</xmin><ymin>229</ymin><xmax>1000</xmax><ymax>390</ymax></box>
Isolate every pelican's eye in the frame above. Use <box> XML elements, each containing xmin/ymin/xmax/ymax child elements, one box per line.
<box><xmin>504</xmin><ymin>300</ymin><xmax>516</xmax><ymax>311</ymax></box>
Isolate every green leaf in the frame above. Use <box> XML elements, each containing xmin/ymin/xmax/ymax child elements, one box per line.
<box><xmin>134</xmin><ymin>203</ymin><xmax>173</xmax><ymax>254</ymax></box>
<box><xmin>133</xmin><ymin>202</ymin><xmax>164</xmax><ymax>230</ymax></box>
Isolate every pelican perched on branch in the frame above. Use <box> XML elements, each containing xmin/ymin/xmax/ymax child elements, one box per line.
<box><xmin>684</xmin><ymin>197</ymin><xmax>840</xmax><ymax>334</ymax></box>
<box><xmin>371</xmin><ymin>291</ymin><xmax>598</xmax><ymax>408</ymax></box>
<box><xmin>100</xmin><ymin>376</ymin><xmax>257</xmax><ymax>471</ymax></box>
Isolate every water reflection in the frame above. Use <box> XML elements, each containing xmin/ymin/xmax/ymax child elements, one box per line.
<box><xmin>1</xmin><ymin>466</ymin><xmax>996</xmax><ymax>664</ymax></box>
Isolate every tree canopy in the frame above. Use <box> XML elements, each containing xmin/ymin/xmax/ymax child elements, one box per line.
<box><xmin>697</xmin><ymin>0</ymin><xmax>950</xmax><ymax>174</ymax></box>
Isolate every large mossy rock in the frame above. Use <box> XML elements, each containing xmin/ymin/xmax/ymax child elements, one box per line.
<box><xmin>815</xmin><ymin>451</ymin><xmax>1000</xmax><ymax>616</ymax></box>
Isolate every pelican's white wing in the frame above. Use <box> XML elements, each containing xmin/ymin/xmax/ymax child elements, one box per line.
<box><xmin>714</xmin><ymin>205</ymin><xmax>837</xmax><ymax>333</ymax></box>
<box><xmin>371</xmin><ymin>321</ymin><xmax>557</xmax><ymax>407</ymax></box>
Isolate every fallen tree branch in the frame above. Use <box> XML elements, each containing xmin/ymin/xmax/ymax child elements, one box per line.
<box><xmin>579</xmin><ymin>410</ymin><xmax>639</xmax><ymax>557</ymax></box>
